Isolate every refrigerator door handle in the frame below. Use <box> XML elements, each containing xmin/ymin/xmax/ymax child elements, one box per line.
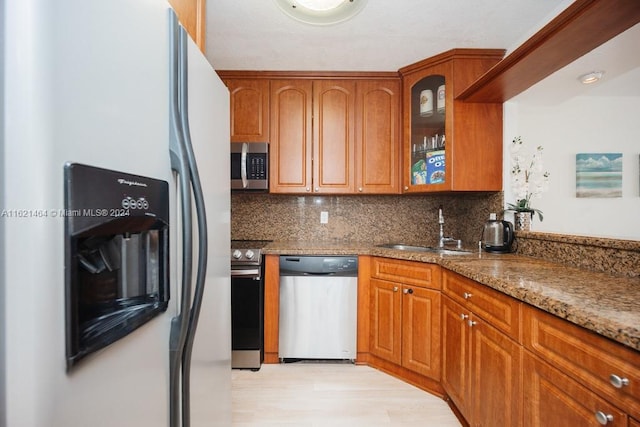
<box><xmin>176</xmin><ymin>22</ymin><xmax>210</xmax><ymax>427</ymax></box>
<box><xmin>168</xmin><ymin>10</ymin><xmax>194</xmax><ymax>427</ymax></box>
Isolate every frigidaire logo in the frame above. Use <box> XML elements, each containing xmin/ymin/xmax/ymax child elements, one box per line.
<box><xmin>117</xmin><ymin>178</ymin><xmax>148</xmax><ymax>187</ymax></box>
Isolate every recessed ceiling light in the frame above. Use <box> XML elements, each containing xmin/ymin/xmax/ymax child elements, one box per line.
<box><xmin>273</xmin><ymin>0</ymin><xmax>368</xmax><ymax>26</ymax></box>
<box><xmin>578</xmin><ymin>71</ymin><xmax>604</xmax><ymax>84</ymax></box>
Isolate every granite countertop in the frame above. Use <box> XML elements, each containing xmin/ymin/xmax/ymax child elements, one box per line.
<box><xmin>263</xmin><ymin>241</ymin><xmax>640</xmax><ymax>352</ymax></box>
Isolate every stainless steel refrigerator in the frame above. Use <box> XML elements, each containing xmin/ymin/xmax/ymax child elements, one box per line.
<box><xmin>1</xmin><ymin>0</ymin><xmax>231</xmax><ymax>426</ymax></box>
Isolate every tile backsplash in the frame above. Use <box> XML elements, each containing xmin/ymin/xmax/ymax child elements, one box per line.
<box><xmin>231</xmin><ymin>192</ymin><xmax>503</xmax><ymax>248</ymax></box>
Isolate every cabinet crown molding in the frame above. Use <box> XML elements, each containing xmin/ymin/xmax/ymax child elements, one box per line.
<box><xmin>217</xmin><ymin>70</ymin><xmax>400</xmax><ymax>80</ymax></box>
<box><xmin>398</xmin><ymin>48</ymin><xmax>505</xmax><ymax>77</ymax></box>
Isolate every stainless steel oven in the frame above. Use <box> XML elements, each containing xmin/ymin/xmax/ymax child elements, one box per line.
<box><xmin>230</xmin><ymin>240</ymin><xmax>270</xmax><ymax>369</ymax></box>
<box><xmin>230</xmin><ymin>142</ymin><xmax>268</xmax><ymax>191</ymax></box>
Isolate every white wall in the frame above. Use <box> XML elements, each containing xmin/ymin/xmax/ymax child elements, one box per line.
<box><xmin>504</xmin><ymin>68</ymin><xmax>640</xmax><ymax>240</ymax></box>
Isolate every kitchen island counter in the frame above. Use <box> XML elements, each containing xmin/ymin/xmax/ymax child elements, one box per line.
<box><xmin>263</xmin><ymin>241</ymin><xmax>640</xmax><ymax>352</ymax></box>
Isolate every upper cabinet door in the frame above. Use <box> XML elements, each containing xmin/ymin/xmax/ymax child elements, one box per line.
<box><xmin>313</xmin><ymin>80</ymin><xmax>356</xmax><ymax>194</ymax></box>
<box><xmin>227</xmin><ymin>79</ymin><xmax>270</xmax><ymax>143</ymax></box>
<box><xmin>355</xmin><ymin>80</ymin><xmax>401</xmax><ymax>194</ymax></box>
<box><xmin>270</xmin><ymin>80</ymin><xmax>313</xmax><ymax>194</ymax></box>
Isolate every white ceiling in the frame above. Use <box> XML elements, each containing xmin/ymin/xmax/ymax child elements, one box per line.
<box><xmin>205</xmin><ymin>0</ymin><xmax>566</xmax><ymax>72</ymax></box>
<box><xmin>205</xmin><ymin>1</ymin><xmax>640</xmax><ymax>104</ymax></box>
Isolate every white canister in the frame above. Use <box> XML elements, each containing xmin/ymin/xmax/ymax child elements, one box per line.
<box><xmin>437</xmin><ymin>85</ymin><xmax>445</xmax><ymax>113</ymax></box>
<box><xmin>419</xmin><ymin>89</ymin><xmax>433</xmax><ymax>117</ymax></box>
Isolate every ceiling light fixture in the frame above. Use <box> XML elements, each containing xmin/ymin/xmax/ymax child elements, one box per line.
<box><xmin>578</xmin><ymin>71</ymin><xmax>604</xmax><ymax>84</ymax></box>
<box><xmin>273</xmin><ymin>0</ymin><xmax>368</xmax><ymax>26</ymax></box>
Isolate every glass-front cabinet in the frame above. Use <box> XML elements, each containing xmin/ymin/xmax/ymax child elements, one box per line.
<box><xmin>409</xmin><ymin>75</ymin><xmax>446</xmax><ymax>187</ymax></box>
<box><xmin>400</xmin><ymin>49</ymin><xmax>505</xmax><ymax>193</ymax></box>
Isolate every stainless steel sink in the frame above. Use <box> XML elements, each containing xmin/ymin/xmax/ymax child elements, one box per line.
<box><xmin>376</xmin><ymin>243</ymin><xmax>472</xmax><ymax>255</ymax></box>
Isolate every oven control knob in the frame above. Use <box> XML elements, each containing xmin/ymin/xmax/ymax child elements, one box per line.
<box><xmin>232</xmin><ymin>250</ymin><xmax>243</xmax><ymax>259</ymax></box>
<box><xmin>245</xmin><ymin>250</ymin><xmax>255</xmax><ymax>260</ymax></box>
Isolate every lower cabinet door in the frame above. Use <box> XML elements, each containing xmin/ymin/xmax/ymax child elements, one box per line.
<box><xmin>523</xmin><ymin>351</ymin><xmax>628</xmax><ymax>427</ymax></box>
<box><xmin>471</xmin><ymin>318</ymin><xmax>522</xmax><ymax>427</ymax></box>
<box><xmin>370</xmin><ymin>278</ymin><xmax>402</xmax><ymax>364</ymax></box>
<box><xmin>442</xmin><ymin>295</ymin><xmax>522</xmax><ymax>426</ymax></box>
<box><xmin>401</xmin><ymin>286</ymin><xmax>441</xmax><ymax>380</ymax></box>
<box><xmin>441</xmin><ymin>296</ymin><xmax>471</xmax><ymax>421</ymax></box>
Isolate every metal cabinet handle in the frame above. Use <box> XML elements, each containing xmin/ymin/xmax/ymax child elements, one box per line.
<box><xmin>403</xmin><ymin>288</ymin><xmax>414</xmax><ymax>294</ymax></box>
<box><xmin>463</xmin><ymin>292</ymin><xmax>473</xmax><ymax>299</ymax></box>
<box><xmin>609</xmin><ymin>374</ymin><xmax>629</xmax><ymax>388</ymax></box>
<box><xmin>314</xmin><ymin>187</ymin><xmax>319</xmax><ymax>192</ymax></box>
<box><xmin>460</xmin><ymin>314</ymin><xmax>469</xmax><ymax>320</ymax></box>
<box><xmin>467</xmin><ymin>320</ymin><xmax>477</xmax><ymax>327</ymax></box>
<box><xmin>393</xmin><ymin>286</ymin><xmax>399</xmax><ymax>292</ymax></box>
<box><xmin>358</xmin><ymin>187</ymin><xmax>363</xmax><ymax>192</ymax></box>
<box><xmin>595</xmin><ymin>411</ymin><xmax>613</xmax><ymax>425</ymax></box>
<box><xmin>306</xmin><ymin>187</ymin><xmax>311</xmax><ymax>192</ymax></box>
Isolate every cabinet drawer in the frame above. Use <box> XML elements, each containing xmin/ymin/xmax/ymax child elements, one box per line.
<box><xmin>524</xmin><ymin>351</ymin><xmax>628</xmax><ymax>427</ymax></box>
<box><xmin>524</xmin><ymin>305</ymin><xmax>640</xmax><ymax>420</ymax></box>
<box><xmin>371</xmin><ymin>257</ymin><xmax>440</xmax><ymax>289</ymax></box>
<box><xmin>442</xmin><ymin>270</ymin><xmax>521</xmax><ymax>341</ymax></box>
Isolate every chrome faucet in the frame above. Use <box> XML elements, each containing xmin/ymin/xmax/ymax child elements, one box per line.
<box><xmin>438</xmin><ymin>206</ymin><xmax>462</xmax><ymax>249</ymax></box>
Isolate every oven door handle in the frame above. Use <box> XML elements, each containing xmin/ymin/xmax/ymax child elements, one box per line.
<box><xmin>231</xmin><ymin>268</ymin><xmax>261</xmax><ymax>278</ymax></box>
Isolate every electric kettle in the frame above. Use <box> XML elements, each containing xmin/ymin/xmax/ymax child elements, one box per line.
<box><xmin>481</xmin><ymin>213</ymin><xmax>514</xmax><ymax>253</ymax></box>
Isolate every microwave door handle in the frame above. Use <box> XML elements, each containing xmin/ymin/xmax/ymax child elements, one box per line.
<box><xmin>241</xmin><ymin>142</ymin><xmax>248</xmax><ymax>188</ymax></box>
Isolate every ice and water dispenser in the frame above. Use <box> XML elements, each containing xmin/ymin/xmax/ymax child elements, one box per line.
<box><xmin>64</xmin><ymin>163</ymin><xmax>169</xmax><ymax>369</ymax></box>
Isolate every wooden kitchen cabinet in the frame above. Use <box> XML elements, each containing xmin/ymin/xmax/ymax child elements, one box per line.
<box><xmin>401</xmin><ymin>284</ymin><xmax>441</xmax><ymax>378</ymax></box>
<box><xmin>370</xmin><ymin>258</ymin><xmax>441</xmax><ymax>380</ymax></box>
<box><xmin>270</xmin><ymin>79</ymin><xmax>357</xmax><ymax>193</ymax></box>
<box><xmin>217</xmin><ymin>71</ymin><xmax>400</xmax><ymax>194</ymax></box>
<box><xmin>370</xmin><ymin>278</ymin><xmax>402</xmax><ymax>364</ymax></box>
<box><xmin>269</xmin><ymin>78</ymin><xmax>400</xmax><ymax>194</ymax></box>
<box><xmin>313</xmin><ymin>80</ymin><xmax>357</xmax><ymax>193</ymax></box>
<box><xmin>269</xmin><ymin>79</ymin><xmax>313</xmax><ymax>193</ymax></box>
<box><xmin>263</xmin><ymin>254</ymin><xmax>281</xmax><ymax>364</ymax></box>
<box><xmin>523</xmin><ymin>304</ymin><xmax>640</xmax><ymax>422</ymax></box>
<box><xmin>523</xmin><ymin>351</ymin><xmax>628</xmax><ymax>427</ymax></box>
<box><xmin>225</xmin><ymin>79</ymin><xmax>270</xmax><ymax>142</ymax></box>
<box><xmin>441</xmin><ymin>296</ymin><xmax>471</xmax><ymax>418</ymax></box>
<box><xmin>443</xmin><ymin>268</ymin><xmax>521</xmax><ymax>339</ymax></box>
<box><xmin>399</xmin><ymin>49</ymin><xmax>504</xmax><ymax>192</ymax></box>
<box><xmin>354</xmin><ymin>80</ymin><xmax>401</xmax><ymax>194</ymax></box>
<box><xmin>441</xmin><ymin>270</ymin><xmax>522</xmax><ymax>426</ymax></box>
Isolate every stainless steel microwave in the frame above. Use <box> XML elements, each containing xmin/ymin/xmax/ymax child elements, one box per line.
<box><xmin>231</xmin><ymin>142</ymin><xmax>269</xmax><ymax>190</ymax></box>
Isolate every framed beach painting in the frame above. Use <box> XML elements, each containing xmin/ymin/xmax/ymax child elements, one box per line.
<box><xmin>576</xmin><ymin>153</ymin><xmax>623</xmax><ymax>198</ymax></box>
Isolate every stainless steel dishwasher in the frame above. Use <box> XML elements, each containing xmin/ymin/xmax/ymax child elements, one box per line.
<box><xmin>278</xmin><ymin>255</ymin><xmax>358</xmax><ymax>361</ymax></box>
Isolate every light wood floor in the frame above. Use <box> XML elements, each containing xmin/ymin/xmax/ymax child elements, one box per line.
<box><xmin>232</xmin><ymin>362</ymin><xmax>462</xmax><ymax>426</ymax></box>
